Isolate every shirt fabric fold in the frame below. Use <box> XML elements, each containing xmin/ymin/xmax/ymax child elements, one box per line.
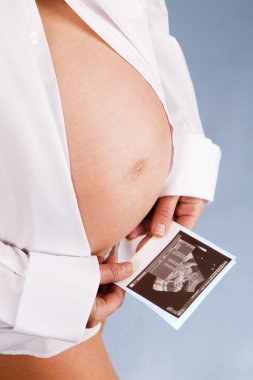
<box><xmin>0</xmin><ymin>0</ymin><xmax>221</xmax><ymax>357</ymax></box>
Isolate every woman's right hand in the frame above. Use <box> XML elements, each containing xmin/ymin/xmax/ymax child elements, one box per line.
<box><xmin>86</xmin><ymin>246</ymin><xmax>134</xmax><ymax>328</ymax></box>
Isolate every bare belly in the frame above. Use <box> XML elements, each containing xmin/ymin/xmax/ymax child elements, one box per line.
<box><xmin>36</xmin><ymin>0</ymin><xmax>172</xmax><ymax>255</ymax></box>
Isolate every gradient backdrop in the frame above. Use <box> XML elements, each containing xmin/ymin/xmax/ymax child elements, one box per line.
<box><xmin>103</xmin><ymin>1</ymin><xmax>253</xmax><ymax>379</ymax></box>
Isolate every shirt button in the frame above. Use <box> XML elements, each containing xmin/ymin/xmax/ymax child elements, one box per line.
<box><xmin>30</xmin><ymin>31</ymin><xmax>39</xmax><ymax>45</ymax></box>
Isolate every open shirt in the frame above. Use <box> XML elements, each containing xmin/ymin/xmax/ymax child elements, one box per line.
<box><xmin>0</xmin><ymin>0</ymin><xmax>221</xmax><ymax>357</ymax></box>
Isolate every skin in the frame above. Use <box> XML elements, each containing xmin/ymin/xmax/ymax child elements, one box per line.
<box><xmin>0</xmin><ymin>332</ymin><xmax>119</xmax><ymax>380</ymax></box>
<box><xmin>126</xmin><ymin>195</ymin><xmax>207</xmax><ymax>251</ymax></box>
<box><xmin>0</xmin><ymin>0</ymin><xmax>206</xmax><ymax>378</ymax></box>
<box><xmin>0</xmin><ymin>247</ymin><xmax>132</xmax><ymax>380</ymax></box>
<box><xmin>36</xmin><ymin>0</ymin><xmax>173</xmax><ymax>256</ymax></box>
<box><xmin>89</xmin><ymin>196</ymin><xmax>207</xmax><ymax>329</ymax></box>
<box><xmin>1</xmin><ymin>0</ymin><xmax>172</xmax><ymax>378</ymax></box>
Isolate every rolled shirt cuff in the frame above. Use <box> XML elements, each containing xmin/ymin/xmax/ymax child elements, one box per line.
<box><xmin>159</xmin><ymin>131</ymin><xmax>222</xmax><ymax>203</ymax></box>
<box><xmin>11</xmin><ymin>251</ymin><xmax>100</xmax><ymax>342</ymax></box>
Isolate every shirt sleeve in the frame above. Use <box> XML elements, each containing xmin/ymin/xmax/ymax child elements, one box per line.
<box><xmin>0</xmin><ymin>240</ymin><xmax>100</xmax><ymax>343</ymax></box>
<box><xmin>144</xmin><ymin>0</ymin><xmax>222</xmax><ymax>203</ymax></box>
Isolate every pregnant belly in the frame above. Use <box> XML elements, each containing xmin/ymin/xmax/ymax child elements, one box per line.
<box><xmin>36</xmin><ymin>0</ymin><xmax>173</xmax><ymax>254</ymax></box>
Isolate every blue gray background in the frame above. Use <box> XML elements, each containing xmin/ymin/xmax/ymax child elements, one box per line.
<box><xmin>103</xmin><ymin>1</ymin><xmax>253</xmax><ymax>379</ymax></box>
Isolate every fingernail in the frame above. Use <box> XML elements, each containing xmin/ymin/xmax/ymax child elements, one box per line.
<box><xmin>154</xmin><ymin>223</ymin><xmax>166</xmax><ymax>236</ymax></box>
<box><xmin>122</xmin><ymin>262</ymin><xmax>134</xmax><ymax>273</ymax></box>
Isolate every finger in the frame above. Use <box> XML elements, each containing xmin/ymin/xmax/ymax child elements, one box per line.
<box><xmin>106</xmin><ymin>244</ymin><xmax>119</xmax><ymax>264</ymax></box>
<box><xmin>125</xmin><ymin>223</ymin><xmax>147</xmax><ymax>240</ymax></box>
<box><xmin>99</xmin><ymin>261</ymin><xmax>134</xmax><ymax>285</ymax></box>
<box><xmin>97</xmin><ymin>283</ymin><xmax>110</xmax><ymax>296</ymax></box>
<box><xmin>175</xmin><ymin>198</ymin><xmax>206</xmax><ymax>230</ymax></box>
<box><xmin>177</xmin><ymin>198</ymin><xmax>206</xmax><ymax>218</ymax></box>
<box><xmin>96</xmin><ymin>248</ymin><xmax>117</xmax><ymax>295</ymax></box>
<box><xmin>135</xmin><ymin>232</ymin><xmax>152</xmax><ymax>252</ymax></box>
<box><xmin>97</xmin><ymin>255</ymin><xmax>105</xmax><ymax>264</ymax></box>
<box><xmin>151</xmin><ymin>195</ymin><xmax>179</xmax><ymax>237</ymax></box>
<box><xmin>175</xmin><ymin>215</ymin><xmax>197</xmax><ymax>230</ymax></box>
<box><xmin>93</xmin><ymin>285</ymin><xmax>126</xmax><ymax>321</ymax></box>
<box><xmin>125</xmin><ymin>215</ymin><xmax>153</xmax><ymax>240</ymax></box>
<box><xmin>125</xmin><ymin>209</ymin><xmax>155</xmax><ymax>240</ymax></box>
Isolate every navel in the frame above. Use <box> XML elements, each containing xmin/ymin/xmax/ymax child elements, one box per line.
<box><xmin>130</xmin><ymin>159</ymin><xmax>146</xmax><ymax>178</ymax></box>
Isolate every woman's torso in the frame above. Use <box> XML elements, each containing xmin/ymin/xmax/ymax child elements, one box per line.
<box><xmin>35</xmin><ymin>0</ymin><xmax>172</xmax><ymax>255</ymax></box>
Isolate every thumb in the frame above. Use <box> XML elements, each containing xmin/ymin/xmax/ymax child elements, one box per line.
<box><xmin>99</xmin><ymin>261</ymin><xmax>134</xmax><ymax>285</ymax></box>
<box><xmin>151</xmin><ymin>195</ymin><xmax>179</xmax><ymax>237</ymax></box>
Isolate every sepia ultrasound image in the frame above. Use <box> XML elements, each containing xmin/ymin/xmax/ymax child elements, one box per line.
<box><xmin>127</xmin><ymin>231</ymin><xmax>232</xmax><ymax>318</ymax></box>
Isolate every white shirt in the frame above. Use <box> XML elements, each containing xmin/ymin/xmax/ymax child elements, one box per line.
<box><xmin>0</xmin><ymin>0</ymin><xmax>221</xmax><ymax>358</ymax></box>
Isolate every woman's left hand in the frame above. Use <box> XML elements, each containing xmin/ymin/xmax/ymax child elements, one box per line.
<box><xmin>125</xmin><ymin>195</ymin><xmax>207</xmax><ymax>252</ymax></box>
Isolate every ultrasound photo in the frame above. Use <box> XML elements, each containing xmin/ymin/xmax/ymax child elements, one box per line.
<box><xmin>127</xmin><ymin>231</ymin><xmax>232</xmax><ymax>318</ymax></box>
